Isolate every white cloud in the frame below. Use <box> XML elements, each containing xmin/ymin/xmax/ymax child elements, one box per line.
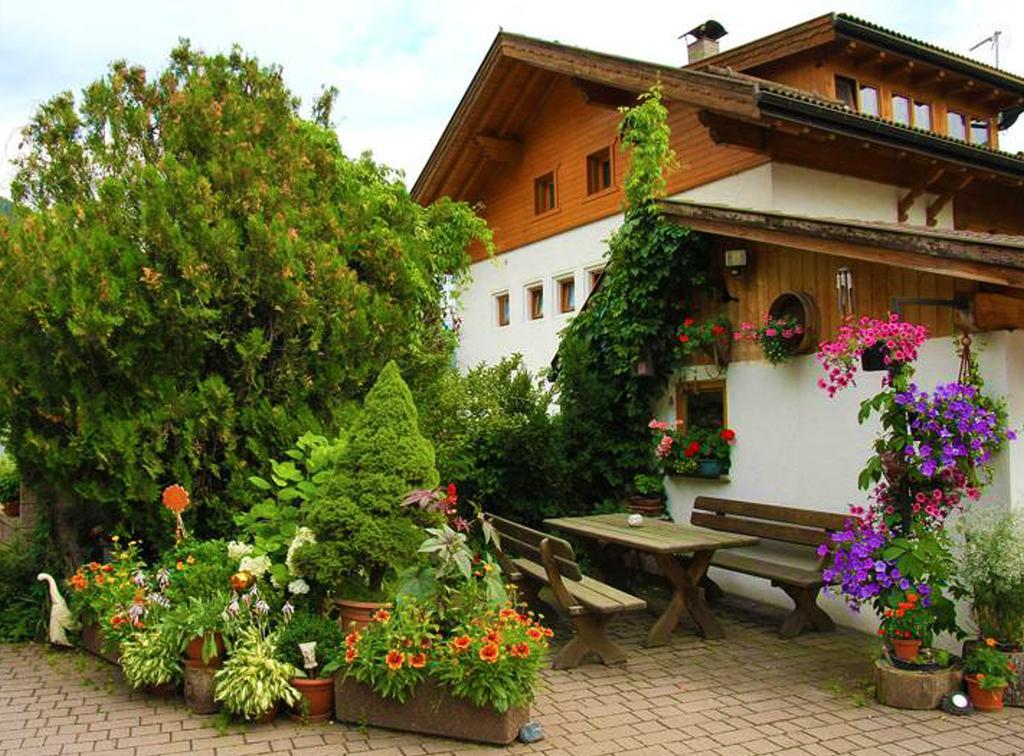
<box><xmin>2</xmin><ymin>0</ymin><xmax>1023</xmax><ymax>197</ymax></box>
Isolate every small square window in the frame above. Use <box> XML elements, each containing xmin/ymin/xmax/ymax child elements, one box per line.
<box><xmin>913</xmin><ymin>101</ymin><xmax>931</xmax><ymax>130</ymax></box>
<box><xmin>970</xmin><ymin>118</ymin><xmax>990</xmax><ymax>146</ymax></box>
<box><xmin>534</xmin><ymin>172</ymin><xmax>556</xmax><ymax>214</ymax></box>
<box><xmin>947</xmin><ymin>111</ymin><xmax>967</xmax><ymax>140</ymax></box>
<box><xmin>527</xmin><ymin>284</ymin><xmax>544</xmax><ymax>320</ymax></box>
<box><xmin>495</xmin><ymin>292</ymin><xmax>510</xmax><ymax>327</ymax></box>
<box><xmin>557</xmin><ymin>277</ymin><xmax>576</xmax><ymax>313</ymax></box>
<box><xmin>858</xmin><ymin>84</ymin><xmax>879</xmax><ymax>116</ymax></box>
<box><xmin>892</xmin><ymin>95</ymin><xmax>910</xmax><ymax>125</ymax></box>
<box><xmin>586</xmin><ymin>147</ymin><xmax>612</xmax><ymax>194</ymax></box>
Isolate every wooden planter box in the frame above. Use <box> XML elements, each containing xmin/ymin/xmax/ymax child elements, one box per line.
<box><xmin>334</xmin><ymin>676</ymin><xmax>529</xmax><ymax>744</ymax></box>
<box><xmin>79</xmin><ymin>622</ymin><xmax>121</xmax><ymax>665</ymax></box>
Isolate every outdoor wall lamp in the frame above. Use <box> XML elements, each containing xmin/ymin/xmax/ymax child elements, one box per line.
<box><xmin>723</xmin><ymin>248</ymin><xmax>747</xmax><ymax>276</ymax></box>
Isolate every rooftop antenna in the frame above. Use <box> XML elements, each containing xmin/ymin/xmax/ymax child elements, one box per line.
<box><xmin>969</xmin><ymin>30</ymin><xmax>1001</xmax><ymax>68</ymax></box>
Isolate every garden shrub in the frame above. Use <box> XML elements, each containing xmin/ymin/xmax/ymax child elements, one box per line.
<box><xmin>0</xmin><ymin>516</ymin><xmax>63</xmax><ymax>641</ymax></box>
<box><xmin>0</xmin><ymin>451</ymin><xmax>19</xmax><ymax>505</ymax></box>
<box><xmin>420</xmin><ymin>356</ymin><xmax>576</xmax><ymax>527</ymax></box>
<box><xmin>295</xmin><ymin>361</ymin><xmax>442</xmax><ymax>599</ymax></box>
<box><xmin>0</xmin><ymin>42</ymin><xmax>491</xmax><ymax>549</ymax></box>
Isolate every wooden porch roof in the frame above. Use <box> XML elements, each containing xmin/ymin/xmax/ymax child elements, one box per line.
<box><xmin>657</xmin><ymin>199</ymin><xmax>1024</xmax><ymax>288</ymax></box>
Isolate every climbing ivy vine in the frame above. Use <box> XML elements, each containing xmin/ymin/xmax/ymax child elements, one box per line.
<box><xmin>555</xmin><ymin>85</ymin><xmax>713</xmax><ymax>502</ymax></box>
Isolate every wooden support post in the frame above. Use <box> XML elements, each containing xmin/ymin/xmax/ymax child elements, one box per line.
<box><xmin>926</xmin><ymin>175</ymin><xmax>973</xmax><ymax>227</ymax></box>
<box><xmin>897</xmin><ymin>168</ymin><xmax>944</xmax><ymax>223</ymax></box>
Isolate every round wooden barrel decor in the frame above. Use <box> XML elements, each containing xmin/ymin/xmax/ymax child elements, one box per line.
<box><xmin>767</xmin><ymin>291</ymin><xmax>819</xmax><ymax>356</ymax></box>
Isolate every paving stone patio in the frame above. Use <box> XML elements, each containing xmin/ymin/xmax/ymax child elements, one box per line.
<box><xmin>2</xmin><ymin>597</ymin><xmax>1023</xmax><ymax>756</ymax></box>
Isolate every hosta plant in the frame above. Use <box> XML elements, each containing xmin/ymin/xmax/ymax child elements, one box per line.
<box><xmin>119</xmin><ymin>626</ymin><xmax>183</xmax><ymax>690</ymax></box>
<box><xmin>214</xmin><ymin>625</ymin><xmax>302</xmax><ymax>720</ymax></box>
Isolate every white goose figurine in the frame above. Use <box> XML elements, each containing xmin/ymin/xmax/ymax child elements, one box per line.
<box><xmin>37</xmin><ymin>573</ymin><xmax>78</xmax><ymax>647</ymax></box>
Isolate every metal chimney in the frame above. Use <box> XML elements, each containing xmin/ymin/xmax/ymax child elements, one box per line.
<box><xmin>682</xmin><ymin>20</ymin><xmax>727</xmax><ymax>64</ymax></box>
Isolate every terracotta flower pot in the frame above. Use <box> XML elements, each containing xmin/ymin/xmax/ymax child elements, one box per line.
<box><xmin>146</xmin><ymin>682</ymin><xmax>178</xmax><ymax>700</ymax></box>
<box><xmin>335</xmin><ymin>598</ymin><xmax>389</xmax><ymax>632</ymax></box>
<box><xmin>965</xmin><ymin>673</ymin><xmax>1007</xmax><ymax>712</ymax></box>
<box><xmin>891</xmin><ymin>637</ymin><xmax>922</xmax><ymax>662</ymax></box>
<box><xmin>252</xmin><ymin>704</ymin><xmax>278</xmax><ymax>724</ymax></box>
<box><xmin>185</xmin><ymin>633</ymin><xmax>225</xmax><ymax>667</ymax></box>
<box><xmin>289</xmin><ymin>677</ymin><xmax>334</xmax><ymax>723</ymax></box>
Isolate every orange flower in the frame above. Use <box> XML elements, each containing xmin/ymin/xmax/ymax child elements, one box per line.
<box><xmin>985</xmin><ymin>637</ymin><xmax>998</xmax><ymax>647</ymax></box>
<box><xmin>409</xmin><ymin>653</ymin><xmax>427</xmax><ymax>669</ymax></box>
<box><xmin>542</xmin><ymin>627</ymin><xmax>553</xmax><ymax>638</ymax></box>
<box><xmin>452</xmin><ymin>636</ymin><xmax>472</xmax><ymax>652</ymax></box>
<box><xmin>906</xmin><ymin>592</ymin><xmax>918</xmax><ymax>604</ymax></box>
<box><xmin>511</xmin><ymin>642</ymin><xmax>530</xmax><ymax>659</ymax></box>
<box><xmin>345</xmin><ymin>632</ymin><xmax>361</xmax><ymax>648</ymax></box>
<box><xmin>175</xmin><ymin>561</ymin><xmax>185</xmax><ymax>571</ymax></box>
<box><xmin>162</xmin><ymin>484</ymin><xmax>190</xmax><ymax>514</ymax></box>
<box><xmin>110</xmin><ymin>615</ymin><xmax>126</xmax><ymax>627</ymax></box>
<box><xmin>385</xmin><ymin>650</ymin><xmax>404</xmax><ymax>670</ymax></box>
<box><xmin>94</xmin><ymin>575</ymin><xmax>107</xmax><ymax>586</ymax></box>
<box><xmin>101</xmin><ymin>564</ymin><xmax>114</xmax><ymax>573</ymax></box>
<box><xmin>483</xmin><ymin>629</ymin><xmax>501</xmax><ymax>644</ymax></box>
<box><xmin>69</xmin><ymin>574</ymin><xmax>88</xmax><ymax>591</ymax></box>
<box><xmin>87</xmin><ymin>562</ymin><xmax>101</xmax><ymax>572</ymax></box>
<box><xmin>374</xmin><ymin>609</ymin><xmax>391</xmax><ymax>623</ymax></box>
<box><xmin>499</xmin><ymin>608</ymin><xmax>518</xmax><ymax>621</ymax></box>
<box><xmin>527</xmin><ymin>627</ymin><xmax>543</xmax><ymax>641</ymax></box>
<box><xmin>479</xmin><ymin>643</ymin><xmax>500</xmax><ymax>664</ymax></box>
<box><xmin>345</xmin><ymin>648</ymin><xmax>358</xmax><ymax>663</ymax></box>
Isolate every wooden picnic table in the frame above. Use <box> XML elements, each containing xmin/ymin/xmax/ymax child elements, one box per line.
<box><xmin>544</xmin><ymin>513</ymin><xmax>758</xmax><ymax>646</ymax></box>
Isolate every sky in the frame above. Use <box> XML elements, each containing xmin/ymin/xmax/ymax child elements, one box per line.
<box><xmin>2</xmin><ymin>0</ymin><xmax>1023</xmax><ymax>197</ymax></box>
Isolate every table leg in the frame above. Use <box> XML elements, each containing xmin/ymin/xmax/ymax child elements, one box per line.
<box><xmin>646</xmin><ymin>550</ymin><xmax>724</xmax><ymax>646</ymax></box>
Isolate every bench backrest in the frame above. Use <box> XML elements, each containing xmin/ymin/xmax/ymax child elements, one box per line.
<box><xmin>483</xmin><ymin>513</ymin><xmax>583</xmax><ymax>581</ymax></box>
<box><xmin>691</xmin><ymin>497</ymin><xmax>849</xmax><ymax>549</ymax></box>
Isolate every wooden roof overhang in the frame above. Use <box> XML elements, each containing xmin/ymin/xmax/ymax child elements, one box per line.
<box><xmin>412</xmin><ymin>32</ymin><xmax>760</xmax><ymax>206</ymax></box>
<box><xmin>657</xmin><ymin>199</ymin><xmax>1024</xmax><ymax>289</ymax></box>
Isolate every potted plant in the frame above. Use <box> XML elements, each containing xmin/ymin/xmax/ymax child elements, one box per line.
<box><xmin>878</xmin><ymin>590</ymin><xmax>933</xmax><ymax>662</ymax></box>
<box><xmin>694</xmin><ymin>427</ymin><xmax>735</xmax><ymax>478</ymax></box>
<box><xmin>675</xmin><ymin>315</ymin><xmax>731</xmax><ymax>367</ymax></box>
<box><xmin>626</xmin><ymin>473</ymin><xmax>665</xmax><ymax>517</ymax></box>
<box><xmin>167</xmin><ymin>593</ymin><xmax>230</xmax><ymax>668</ymax></box>
<box><xmin>963</xmin><ymin>639</ymin><xmax>1017</xmax><ymax>711</ymax></box>
<box><xmin>294</xmin><ymin>362</ymin><xmax>444</xmax><ymax>629</ymax></box>
<box><xmin>277</xmin><ymin>611</ymin><xmax>345</xmax><ymax>722</ymax></box>
<box><xmin>735</xmin><ymin>315</ymin><xmax>806</xmax><ymax>365</ymax></box>
<box><xmin>214</xmin><ymin>624</ymin><xmax>302</xmax><ymax>722</ymax></box>
<box><xmin>650</xmin><ymin>420</ymin><xmax>734</xmax><ymax>479</ymax></box>
<box><xmin>119</xmin><ymin>624</ymin><xmax>183</xmax><ymax>698</ymax></box>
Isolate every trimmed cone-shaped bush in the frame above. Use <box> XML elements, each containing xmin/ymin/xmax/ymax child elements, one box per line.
<box><xmin>297</xmin><ymin>361</ymin><xmax>440</xmax><ymax>598</ymax></box>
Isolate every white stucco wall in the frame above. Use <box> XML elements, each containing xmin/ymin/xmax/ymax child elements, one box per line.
<box><xmin>456</xmin><ymin>161</ymin><xmax>954</xmax><ymax>374</ymax></box>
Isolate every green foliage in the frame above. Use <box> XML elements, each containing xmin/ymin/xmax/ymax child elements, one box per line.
<box><xmin>276</xmin><ymin>610</ymin><xmax>345</xmax><ymax>674</ymax></box>
<box><xmin>419</xmin><ymin>356</ymin><xmax>573</xmax><ymax>527</ymax></box>
<box><xmin>632</xmin><ymin>473</ymin><xmax>664</xmax><ymax>498</ymax></box>
<box><xmin>964</xmin><ymin>641</ymin><xmax>1015</xmax><ymax>689</ymax></box>
<box><xmin>0</xmin><ymin>516</ymin><xmax>62</xmax><ymax>642</ymax></box>
<box><xmin>0</xmin><ymin>42</ymin><xmax>491</xmax><ymax>546</ymax></box>
<box><xmin>164</xmin><ymin>590</ymin><xmax>232</xmax><ymax>663</ymax></box>
<box><xmin>214</xmin><ymin>624</ymin><xmax>302</xmax><ymax>719</ymax></box>
<box><xmin>0</xmin><ymin>450</ymin><xmax>19</xmax><ymax>504</ymax></box>
<box><xmin>555</xmin><ymin>86</ymin><xmax>715</xmax><ymax>506</ymax></box>
<box><xmin>295</xmin><ymin>361</ymin><xmax>442</xmax><ymax>598</ymax></box>
<box><xmin>119</xmin><ymin>625</ymin><xmax>182</xmax><ymax>689</ymax></box>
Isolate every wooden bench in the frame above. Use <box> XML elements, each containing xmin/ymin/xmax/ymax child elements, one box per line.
<box><xmin>484</xmin><ymin>513</ymin><xmax>646</xmax><ymax>669</ymax></box>
<box><xmin>690</xmin><ymin>497</ymin><xmax>849</xmax><ymax>639</ymax></box>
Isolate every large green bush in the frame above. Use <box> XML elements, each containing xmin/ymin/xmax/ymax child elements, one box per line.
<box><xmin>421</xmin><ymin>356</ymin><xmax>576</xmax><ymax>527</ymax></box>
<box><xmin>0</xmin><ymin>516</ymin><xmax>63</xmax><ymax>641</ymax></box>
<box><xmin>295</xmin><ymin>361</ymin><xmax>441</xmax><ymax>598</ymax></box>
<box><xmin>0</xmin><ymin>43</ymin><xmax>490</xmax><ymax>547</ymax></box>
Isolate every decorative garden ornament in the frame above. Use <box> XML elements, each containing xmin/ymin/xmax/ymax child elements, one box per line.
<box><xmin>162</xmin><ymin>484</ymin><xmax>190</xmax><ymax>544</ymax></box>
<box><xmin>299</xmin><ymin>641</ymin><xmax>318</xmax><ymax>671</ymax></box>
<box><xmin>627</xmin><ymin>514</ymin><xmax>644</xmax><ymax>528</ymax></box>
<box><xmin>37</xmin><ymin>572</ymin><xmax>78</xmax><ymax>647</ymax></box>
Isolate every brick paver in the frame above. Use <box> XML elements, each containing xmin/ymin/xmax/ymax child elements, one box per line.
<box><xmin>2</xmin><ymin>597</ymin><xmax>1022</xmax><ymax>755</ymax></box>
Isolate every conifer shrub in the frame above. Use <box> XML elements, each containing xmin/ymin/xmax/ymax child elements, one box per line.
<box><xmin>295</xmin><ymin>361</ymin><xmax>441</xmax><ymax>599</ymax></box>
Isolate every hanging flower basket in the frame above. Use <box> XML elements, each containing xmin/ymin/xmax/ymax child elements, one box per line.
<box><xmin>767</xmin><ymin>291</ymin><xmax>818</xmax><ymax>355</ymax></box>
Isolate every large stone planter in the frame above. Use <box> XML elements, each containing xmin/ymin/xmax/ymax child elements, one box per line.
<box><xmin>184</xmin><ymin>665</ymin><xmax>219</xmax><ymax>714</ymax></box>
<box><xmin>334</xmin><ymin>676</ymin><xmax>529</xmax><ymax>744</ymax></box>
<box><xmin>874</xmin><ymin>659</ymin><xmax>961</xmax><ymax>710</ymax></box>
<box><xmin>79</xmin><ymin>622</ymin><xmax>121</xmax><ymax>665</ymax></box>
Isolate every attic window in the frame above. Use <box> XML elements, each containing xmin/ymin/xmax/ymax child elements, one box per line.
<box><xmin>835</xmin><ymin>76</ymin><xmax>856</xmax><ymax>109</ymax></box>
<box><xmin>892</xmin><ymin>95</ymin><xmax>911</xmax><ymax>126</ymax></box>
<box><xmin>970</xmin><ymin>118</ymin><xmax>990</xmax><ymax>147</ymax></box>
<box><xmin>534</xmin><ymin>172</ymin><xmax>556</xmax><ymax>214</ymax></box>
<box><xmin>947</xmin><ymin>111</ymin><xmax>967</xmax><ymax>140</ymax></box>
<box><xmin>858</xmin><ymin>84</ymin><xmax>879</xmax><ymax>117</ymax></box>
<box><xmin>586</xmin><ymin>147</ymin><xmax>612</xmax><ymax>194</ymax></box>
<box><xmin>913</xmin><ymin>101</ymin><xmax>931</xmax><ymax>130</ymax></box>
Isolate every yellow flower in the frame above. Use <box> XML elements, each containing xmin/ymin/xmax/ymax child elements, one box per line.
<box><xmin>186</xmin><ymin>555</ymin><xmax>196</xmax><ymax>565</ymax></box>
<box><xmin>985</xmin><ymin>637</ymin><xmax>997</xmax><ymax>647</ymax></box>
<box><xmin>111</xmin><ymin>535</ymin><xmax>120</xmax><ymax>542</ymax></box>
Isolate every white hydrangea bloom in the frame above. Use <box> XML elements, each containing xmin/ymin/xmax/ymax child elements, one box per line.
<box><xmin>239</xmin><ymin>554</ymin><xmax>272</xmax><ymax>578</ymax></box>
<box><xmin>288</xmin><ymin>578</ymin><xmax>310</xmax><ymax>595</ymax></box>
<box><xmin>227</xmin><ymin>541</ymin><xmax>254</xmax><ymax>561</ymax></box>
<box><xmin>286</xmin><ymin>527</ymin><xmax>316</xmax><ymax>576</ymax></box>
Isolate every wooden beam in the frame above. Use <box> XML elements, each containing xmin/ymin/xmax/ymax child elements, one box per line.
<box><xmin>927</xmin><ymin>175</ymin><xmax>974</xmax><ymax>227</ymax></box>
<box><xmin>698</xmin><ymin>111</ymin><xmax>767</xmax><ymax>152</ymax></box>
<box><xmin>898</xmin><ymin>168</ymin><xmax>945</xmax><ymax>223</ymax></box>
<box><xmin>972</xmin><ymin>291</ymin><xmax>1024</xmax><ymax>330</ymax></box>
<box><xmin>474</xmin><ymin>134</ymin><xmax>522</xmax><ymax>164</ymax></box>
<box><xmin>571</xmin><ymin>78</ymin><xmax>637</xmax><ymax>110</ymax></box>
